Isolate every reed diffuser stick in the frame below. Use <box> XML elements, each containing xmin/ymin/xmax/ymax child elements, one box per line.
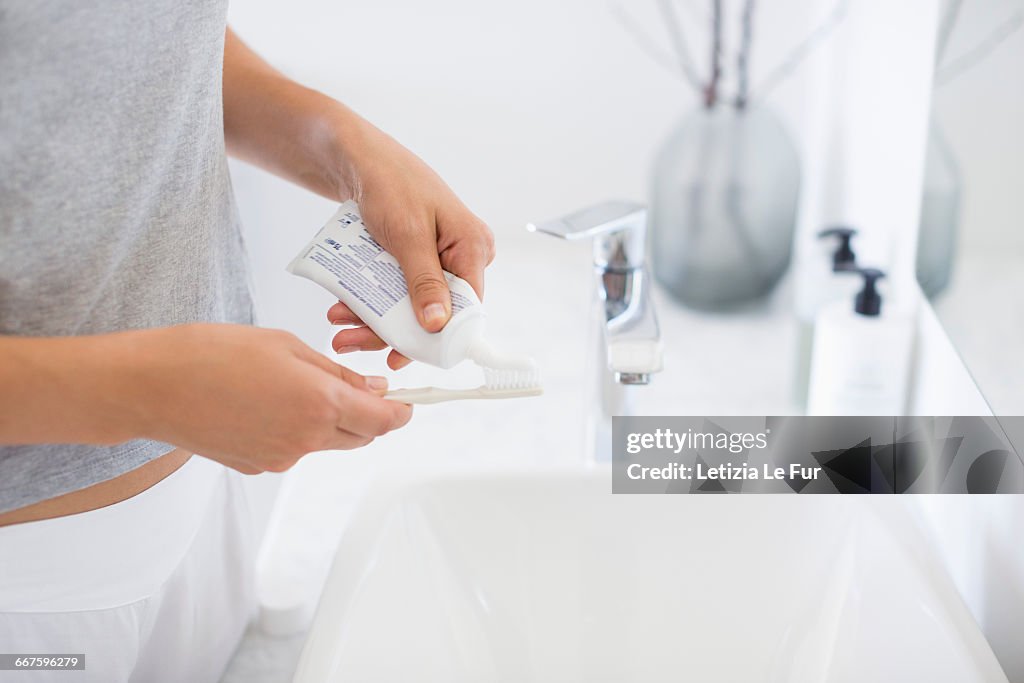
<box><xmin>705</xmin><ymin>0</ymin><xmax>723</xmax><ymax>108</ymax></box>
<box><xmin>655</xmin><ymin>0</ymin><xmax>704</xmax><ymax>90</ymax></box>
<box><xmin>736</xmin><ymin>0</ymin><xmax>756</xmax><ymax>109</ymax></box>
<box><xmin>750</xmin><ymin>0</ymin><xmax>847</xmax><ymax>104</ymax></box>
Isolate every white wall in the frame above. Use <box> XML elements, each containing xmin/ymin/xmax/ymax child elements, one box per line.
<box><xmin>226</xmin><ymin>0</ymin><xmax>831</xmax><ymax>345</ymax></box>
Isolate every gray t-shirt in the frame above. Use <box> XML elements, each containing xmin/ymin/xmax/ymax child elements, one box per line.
<box><xmin>0</xmin><ymin>0</ymin><xmax>255</xmax><ymax>513</ymax></box>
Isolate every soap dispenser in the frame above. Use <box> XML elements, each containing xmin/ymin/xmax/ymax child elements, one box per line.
<box><xmin>818</xmin><ymin>227</ymin><xmax>858</xmax><ymax>272</ymax></box>
<box><xmin>795</xmin><ymin>226</ymin><xmax>863</xmax><ymax>408</ymax></box>
<box><xmin>806</xmin><ymin>267</ymin><xmax>914</xmax><ymax>416</ymax></box>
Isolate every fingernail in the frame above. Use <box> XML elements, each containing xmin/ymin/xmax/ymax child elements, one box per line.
<box><xmin>366</xmin><ymin>376</ymin><xmax>388</xmax><ymax>391</ymax></box>
<box><xmin>330</xmin><ymin>318</ymin><xmax>345</xmax><ymax>325</ymax></box>
<box><xmin>334</xmin><ymin>345</ymin><xmax>358</xmax><ymax>354</ymax></box>
<box><xmin>423</xmin><ymin>303</ymin><xmax>447</xmax><ymax>327</ymax></box>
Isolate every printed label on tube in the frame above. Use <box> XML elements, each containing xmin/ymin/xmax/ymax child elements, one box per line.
<box><xmin>287</xmin><ymin>201</ymin><xmax>485</xmax><ymax>368</ymax></box>
<box><xmin>308</xmin><ymin>211</ymin><xmax>473</xmax><ymax>318</ymax></box>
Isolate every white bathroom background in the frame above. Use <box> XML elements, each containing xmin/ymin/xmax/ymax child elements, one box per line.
<box><xmin>227</xmin><ymin>0</ymin><xmax>830</xmax><ymax>347</ymax></box>
<box><xmin>228</xmin><ymin>0</ymin><xmax>1024</xmax><ymax>341</ymax></box>
<box><xmin>222</xmin><ymin>3</ymin><xmax>1024</xmax><ymax>680</ymax></box>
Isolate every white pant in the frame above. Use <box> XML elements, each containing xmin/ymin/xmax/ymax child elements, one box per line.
<box><xmin>0</xmin><ymin>456</ymin><xmax>256</xmax><ymax>682</ymax></box>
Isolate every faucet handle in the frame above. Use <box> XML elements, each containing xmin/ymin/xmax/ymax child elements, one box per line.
<box><xmin>527</xmin><ymin>201</ymin><xmax>647</xmax><ymax>270</ymax></box>
<box><xmin>527</xmin><ymin>200</ymin><xmax>646</xmax><ymax>240</ymax></box>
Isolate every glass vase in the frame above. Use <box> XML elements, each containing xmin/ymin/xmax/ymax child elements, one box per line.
<box><xmin>650</xmin><ymin>106</ymin><xmax>801</xmax><ymax>310</ymax></box>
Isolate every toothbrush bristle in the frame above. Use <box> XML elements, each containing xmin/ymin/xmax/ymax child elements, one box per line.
<box><xmin>481</xmin><ymin>365</ymin><xmax>541</xmax><ymax>391</ymax></box>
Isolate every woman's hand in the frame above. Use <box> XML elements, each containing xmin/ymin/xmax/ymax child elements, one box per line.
<box><xmin>0</xmin><ymin>324</ymin><xmax>410</xmax><ymax>473</ymax></box>
<box><xmin>121</xmin><ymin>324</ymin><xmax>412</xmax><ymax>473</ymax></box>
<box><xmin>326</xmin><ymin>122</ymin><xmax>495</xmax><ymax>369</ymax></box>
<box><xmin>221</xmin><ymin>28</ymin><xmax>494</xmax><ymax>369</ymax></box>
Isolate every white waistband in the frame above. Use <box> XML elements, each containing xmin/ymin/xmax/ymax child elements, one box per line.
<box><xmin>0</xmin><ymin>455</ymin><xmax>226</xmax><ymax>612</ymax></box>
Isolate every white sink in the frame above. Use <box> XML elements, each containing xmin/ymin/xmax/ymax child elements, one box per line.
<box><xmin>292</xmin><ymin>468</ymin><xmax>1005</xmax><ymax>683</ymax></box>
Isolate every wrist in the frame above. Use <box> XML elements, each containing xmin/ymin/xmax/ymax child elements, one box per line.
<box><xmin>317</xmin><ymin>99</ymin><xmax>383</xmax><ymax>202</ymax></box>
<box><xmin>96</xmin><ymin>327</ymin><xmax>170</xmax><ymax>443</ymax></box>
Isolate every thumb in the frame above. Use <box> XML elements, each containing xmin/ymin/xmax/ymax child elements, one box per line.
<box><xmin>392</xmin><ymin>236</ymin><xmax>451</xmax><ymax>333</ymax></box>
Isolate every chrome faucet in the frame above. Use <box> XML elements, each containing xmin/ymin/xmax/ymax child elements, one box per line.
<box><xmin>528</xmin><ymin>201</ymin><xmax>663</xmax><ymax>461</ymax></box>
<box><xmin>528</xmin><ymin>200</ymin><xmax>663</xmax><ymax>383</ymax></box>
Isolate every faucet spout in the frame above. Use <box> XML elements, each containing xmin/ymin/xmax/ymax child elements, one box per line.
<box><xmin>528</xmin><ymin>200</ymin><xmax>663</xmax><ymax>385</ymax></box>
<box><xmin>600</xmin><ymin>268</ymin><xmax>662</xmax><ymax>382</ymax></box>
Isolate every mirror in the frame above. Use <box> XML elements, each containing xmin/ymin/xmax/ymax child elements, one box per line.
<box><xmin>921</xmin><ymin>0</ymin><xmax>1024</xmax><ymax>417</ymax></box>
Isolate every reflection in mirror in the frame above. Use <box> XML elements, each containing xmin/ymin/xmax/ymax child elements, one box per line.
<box><xmin>920</xmin><ymin>0</ymin><xmax>1024</xmax><ymax>416</ymax></box>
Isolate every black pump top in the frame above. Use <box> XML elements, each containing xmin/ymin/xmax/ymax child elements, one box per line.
<box><xmin>852</xmin><ymin>267</ymin><xmax>885</xmax><ymax>317</ymax></box>
<box><xmin>818</xmin><ymin>227</ymin><xmax>858</xmax><ymax>271</ymax></box>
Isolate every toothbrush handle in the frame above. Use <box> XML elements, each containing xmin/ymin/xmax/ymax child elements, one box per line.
<box><xmin>385</xmin><ymin>387</ymin><xmax>481</xmax><ymax>405</ymax></box>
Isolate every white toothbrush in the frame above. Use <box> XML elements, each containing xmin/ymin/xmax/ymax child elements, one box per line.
<box><xmin>385</xmin><ymin>366</ymin><xmax>542</xmax><ymax>405</ymax></box>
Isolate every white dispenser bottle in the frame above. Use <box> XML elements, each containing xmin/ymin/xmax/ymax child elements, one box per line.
<box><xmin>795</xmin><ymin>227</ymin><xmax>862</xmax><ymax>407</ymax></box>
<box><xmin>807</xmin><ymin>267</ymin><xmax>914</xmax><ymax>416</ymax></box>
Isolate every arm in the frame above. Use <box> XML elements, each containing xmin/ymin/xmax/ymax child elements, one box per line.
<box><xmin>222</xmin><ymin>28</ymin><xmax>494</xmax><ymax>369</ymax></box>
<box><xmin>1</xmin><ymin>31</ymin><xmax>441</xmax><ymax>471</ymax></box>
<box><xmin>0</xmin><ymin>333</ymin><xmax>148</xmax><ymax>447</ymax></box>
<box><xmin>0</xmin><ymin>325</ymin><xmax>411</xmax><ymax>473</ymax></box>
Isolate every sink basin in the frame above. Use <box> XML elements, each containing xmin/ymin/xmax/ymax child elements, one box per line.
<box><xmin>292</xmin><ymin>468</ymin><xmax>1005</xmax><ymax>683</ymax></box>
